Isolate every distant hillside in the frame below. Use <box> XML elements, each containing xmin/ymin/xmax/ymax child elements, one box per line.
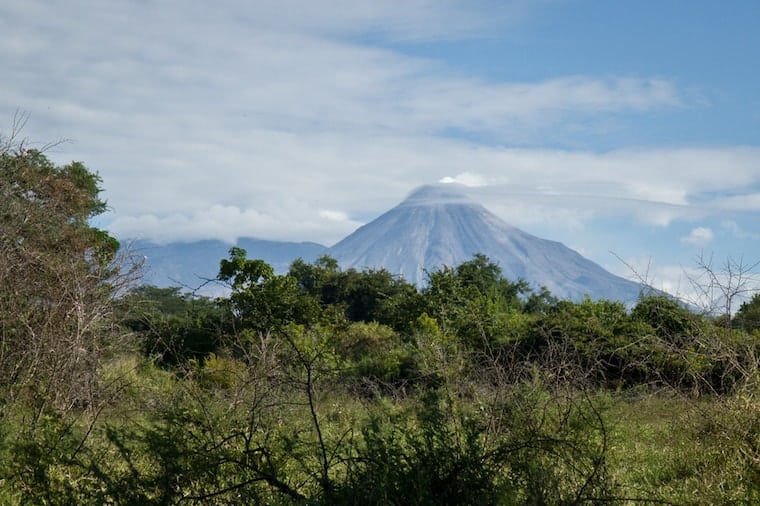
<box><xmin>328</xmin><ymin>184</ymin><xmax>647</xmax><ymax>302</ymax></box>
<box><xmin>129</xmin><ymin>238</ymin><xmax>327</xmax><ymax>290</ymax></box>
<box><xmin>127</xmin><ymin>184</ymin><xmax>648</xmax><ymax>302</ymax></box>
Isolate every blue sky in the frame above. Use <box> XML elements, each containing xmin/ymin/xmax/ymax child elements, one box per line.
<box><xmin>1</xmin><ymin>0</ymin><xmax>759</xmax><ymax>302</ymax></box>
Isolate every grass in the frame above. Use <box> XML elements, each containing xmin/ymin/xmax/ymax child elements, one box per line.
<box><xmin>604</xmin><ymin>390</ymin><xmax>760</xmax><ymax>505</ymax></box>
<box><xmin>3</xmin><ymin>355</ymin><xmax>760</xmax><ymax>504</ymax></box>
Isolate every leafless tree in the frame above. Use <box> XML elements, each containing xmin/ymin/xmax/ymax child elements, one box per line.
<box><xmin>687</xmin><ymin>252</ymin><xmax>760</xmax><ymax>320</ymax></box>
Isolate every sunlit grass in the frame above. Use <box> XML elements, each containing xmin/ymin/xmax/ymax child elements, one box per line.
<box><xmin>604</xmin><ymin>390</ymin><xmax>760</xmax><ymax>504</ymax></box>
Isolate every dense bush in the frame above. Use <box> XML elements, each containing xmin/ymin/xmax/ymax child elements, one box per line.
<box><xmin>120</xmin><ymin>285</ymin><xmax>225</xmax><ymax>365</ymax></box>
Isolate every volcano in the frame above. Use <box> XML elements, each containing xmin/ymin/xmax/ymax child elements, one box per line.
<box><xmin>328</xmin><ymin>184</ymin><xmax>645</xmax><ymax>302</ymax></box>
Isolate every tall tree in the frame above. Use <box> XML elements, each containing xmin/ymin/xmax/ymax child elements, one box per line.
<box><xmin>218</xmin><ymin>247</ymin><xmax>318</xmax><ymax>334</ymax></box>
<box><xmin>423</xmin><ymin>254</ymin><xmax>530</xmax><ymax>345</ymax></box>
<box><xmin>0</xmin><ymin>144</ymin><xmax>124</xmax><ymax>411</ymax></box>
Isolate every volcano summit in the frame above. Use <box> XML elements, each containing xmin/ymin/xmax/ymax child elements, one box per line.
<box><xmin>327</xmin><ymin>184</ymin><xmax>645</xmax><ymax>302</ymax></box>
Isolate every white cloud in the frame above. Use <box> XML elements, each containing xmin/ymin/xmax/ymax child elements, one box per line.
<box><xmin>439</xmin><ymin>172</ymin><xmax>487</xmax><ymax>186</ymax></box>
<box><xmin>608</xmin><ymin>258</ymin><xmax>687</xmax><ymax>295</ymax></box>
<box><xmin>681</xmin><ymin>227</ymin><xmax>714</xmax><ymax>246</ymax></box>
<box><xmin>1</xmin><ymin>2</ymin><xmax>685</xmax><ymax>144</ymax></box>
<box><xmin>44</xmin><ymin>131</ymin><xmax>760</xmax><ymax>243</ymax></box>
<box><xmin>319</xmin><ymin>210</ymin><xmax>350</xmax><ymax>222</ymax></box>
<box><xmin>1</xmin><ymin>0</ymin><xmax>759</xmax><ymax>251</ymax></box>
<box><xmin>713</xmin><ymin>193</ymin><xmax>760</xmax><ymax>211</ymax></box>
<box><xmin>109</xmin><ymin>204</ymin><xmax>364</xmax><ymax>246</ymax></box>
<box><xmin>211</xmin><ymin>0</ymin><xmax>537</xmax><ymax>42</ymax></box>
<box><xmin>722</xmin><ymin>220</ymin><xmax>760</xmax><ymax>239</ymax></box>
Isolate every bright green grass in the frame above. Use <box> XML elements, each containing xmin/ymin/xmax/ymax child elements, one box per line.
<box><xmin>604</xmin><ymin>390</ymin><xmax>760</xmax><ymax>505</ymax></box>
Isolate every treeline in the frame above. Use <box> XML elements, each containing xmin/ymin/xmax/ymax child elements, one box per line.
<box><xmin>128</xmin><ymin>248</ymin><xmax>760</xmax><ymax>396</ymax></box>
<box><xmin>2</xmin><ymin>145</ymin><xmax>760</xmax><ymax>504</ymax></box>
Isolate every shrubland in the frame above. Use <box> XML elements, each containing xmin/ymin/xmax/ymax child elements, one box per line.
<box><xmin>2</xmin><ymin>140</ymin><xmax>760</xmax><ymax>504</ymax></box>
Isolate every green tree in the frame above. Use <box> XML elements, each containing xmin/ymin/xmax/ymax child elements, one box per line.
<box><xmin>289</xmin><ymin>255</ymin><xmax>346</xmax><ymax>322</ymax></box>
<box><xmin>120</xmin><ymin>285</ymin><xmax>225</xmax><ymax>365</ymax></box>
<box><xmin>528</xmin><ymin>297</ymin><xmax>655</xmax><ymax>387</ymax></box>
<box><xmin>289</xmin><ymin>255</ymin><xmax>341</xmax><ymax>303</ymax></box>
<box><xmin>218</xmin><ymin>247</ymin><xmax>318</xmax><ymax>334</ymax></box>
<box><xmin>0</xmin><ymin>144</ymin><xmax>124</xmax><ymax>411</ymax></box>
<box><xmin>455</xmin><ymin>253</ymin><xmax>528</xmax><ymax>306</ymax></box>
<box><xmin>631</xmin><ymin>294</ymin><xmax>697</xmax><ymax>343</ymax></box>
<box><xmin>734</xmin><ymin>292</ymin><xmax>760</xmax><ymax>332</ymax></box>
<box><xmin>423</xmin><ymin>254</ymin><xmax>529</xmax><ymax>345</ymax></box>
<box><xmin>289</xmin><ymin>255</ymin><xmax>421</xmax><ymax>331</ymax></box>
<box><xmin>339</xmin><ymin>267</ymin><xmax>420</xmax><ymax>328</ymax></box>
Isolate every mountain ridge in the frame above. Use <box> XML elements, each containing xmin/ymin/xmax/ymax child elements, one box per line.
<box><xmin>129</xmin><ymin>183</ymin><xmax>647</xmax><ymax>302</ymax></box>
<box><xmin>326</xmin><ymin>184</ymin><xmax>645</xmax><ymax>302</ymax></box>
<box><xmin>131</xmin><ymin>237</ymin><xmax>327</xmax><ymax>290</ymax></box>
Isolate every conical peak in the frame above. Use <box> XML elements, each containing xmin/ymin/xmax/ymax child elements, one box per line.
<box><xmin>401</xmin><ymin>183</ymin><xmax>473</xmax><ymax>207</ymax></box>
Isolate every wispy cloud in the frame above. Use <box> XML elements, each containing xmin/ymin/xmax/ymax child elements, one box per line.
<box><xmin>2</xmin><ymin>0</ymin><xmax>759</xmax><ymax>253</ymax></box>
<box><xmin>109</xmin><ymin>204</ymin><xmax>364</xmax><ymax>246</ymax></box>
<box><xmin>1</xmin><ymin>1</ymin><xmax>684</xmax><ymax>141</ymax></box>
<box><xmin>439</xmin><ymin>172</ymin><xmax>487</xmax><ymax>187</ymax></box>
<box><xmin>712</xmin><ymin>193</ymin><xmax>760</xmax><ymax>212</ymax></box>
<box><xmin>722</xmin><ymin>220</ymin><xmax>760</xmax><ymax>240</ymax></box>
<box><xmin>681</xmin><ymin>227</ymin><xmax>714</xmax><ymax>246</ymax></box>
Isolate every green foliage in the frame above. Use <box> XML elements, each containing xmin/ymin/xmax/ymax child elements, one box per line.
<box><xmin>0</xmin><ymin>147</ymin><xmax>123</xmax><ymax>412</ymax></box>
<box><xmin>454</xmin><ymin>253</ymin><xmax>529</xmax><ymax>307</ymax></box>
<box><xmin>606</xmin><ymin>390</ymin><xmax>760</xmax><ymax>504</ymax></box>
<box><xmin>219</xmin><ymin>248</ymin><xmax>319</xmax><ymax>333</ymax></box>
<box><xmin>121</xmin><ymin>285</ymin><xmax>225</xmax><ymax>365</ymax></box>
<box><xmin>422</xmin><ymin>255</ymin><xmax>530</xmax><ymax>346</ymax></box>
<box><xmin>329</xmin><ymin>386</ymin><xmax>617</xmax><ymax>505</ymax></box>
<box><xmin>519</xmin><ymin>295</ymin><xmax>758</xmax><ymax>393</ymax></box>
<box><xmin>526</xmin><ymin>297</ymin><xmax>654</xmax><ymax>386</ymax></box>
<box><xmin>631</xmin><ymin>294</ymin><xmax>698</xmax><ymax>343</ymax></box>
<box><xmin>734</xmin><ymin>292</ymin><xmax>760</xmax><ymax>332</ymax></box>
<box><xmin>523</xmin><ymin>285</ymin><xmax>559</xmax><ymax>315</ymax></box>
<box><xmin>125</xmin><ymin>285</ymin><xmax>200</xmax><ymax>316</ymax></box>
<box><xmin>332</xmin><ymin>322</ymin><xmax>418</xmax><ymax>392</ymax></box>
<box><xmin>289</xmin><ymin>255</ymin><xmax>422</xmax><ymax>331</ymax></box>
<box><xmin>330</xmin><ymin>393</ymin><xmax>510</xmax><ymax>505</ymax></box>
<box><xmin>193</xmin><ymin>353</ymin><xmax>247</xmax><ymax>390</ymax></box>
<box><xmin>0</xmin><ymin>149</ymin><xmax>117</xmax><ymax>265</ymax></box>
<box><xmin>1</xmin><ymin>412</ymin><xmax>93</xmax><ymax>505</ymax></box>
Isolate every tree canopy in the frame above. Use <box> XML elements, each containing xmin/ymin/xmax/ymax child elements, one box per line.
<box><xmin>0</xmin><ymin>146</ymin><xmax>122</xmax><ymax>410</ymax></box>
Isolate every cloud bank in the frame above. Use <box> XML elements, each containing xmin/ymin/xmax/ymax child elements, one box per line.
<box><xmin>0</xmin><ymin>0</ymin><xmax>758</xmax><ymax>259</ymax></box>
